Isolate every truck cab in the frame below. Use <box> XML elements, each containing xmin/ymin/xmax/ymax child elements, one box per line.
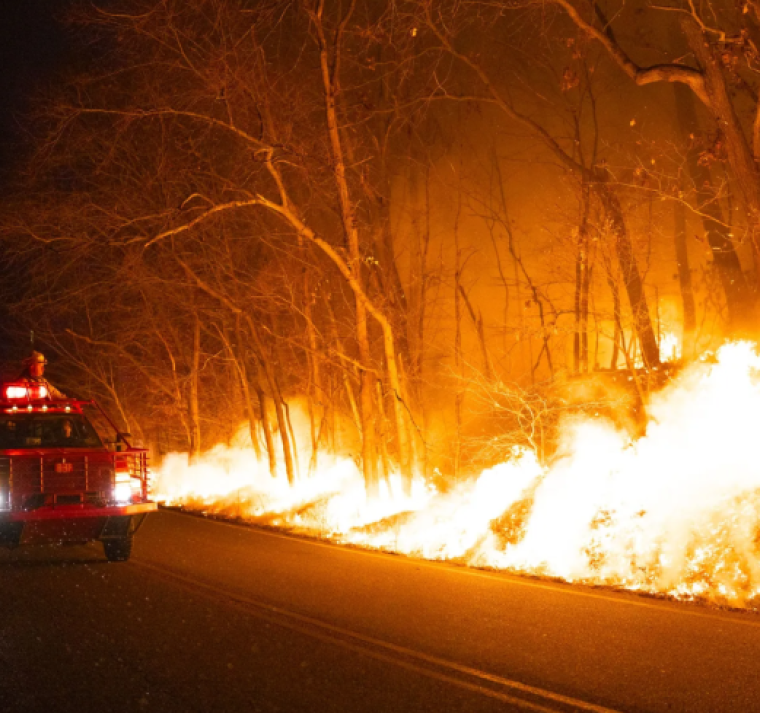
<box><xmin>0</xmin><ymin>380</ymin><xmax>156</xmax><ymax>561</ymax></box>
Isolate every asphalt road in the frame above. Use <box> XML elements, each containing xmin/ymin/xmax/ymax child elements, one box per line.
<box><xmin>1</xmin><ymin>510</ymin><xmax>760</xmax><ymax>713</ymax></box>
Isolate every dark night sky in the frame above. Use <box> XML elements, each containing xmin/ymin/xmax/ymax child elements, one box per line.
<box><xmin>0</xmin><ymin>2</ymin><xmax>72</xmax><ymax>364</ymax></box>
<box><xmin>0</xmin><ymin>1</ymin><xmax>70</xmax><ymax>179</ymax></box>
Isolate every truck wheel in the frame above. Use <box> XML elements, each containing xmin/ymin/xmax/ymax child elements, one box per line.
<box><xmin>103</xmin><ymin>537</ymin><xmax>133</xmax><ymax>562</ymax></box>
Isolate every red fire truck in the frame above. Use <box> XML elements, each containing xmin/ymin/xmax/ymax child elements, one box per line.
<box><xmin>0</xmin><ymin>380</ymin><xmax>156</xmax><ymax>561</ymax></box>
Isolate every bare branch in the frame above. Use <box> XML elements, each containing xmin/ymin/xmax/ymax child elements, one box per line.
<box><xmin>550</xmin><ymin>0</ymin><xmax>709</xmax><ymax>103</ymax></box>
<box><xmin>141</xmin><ymin>199</ymin><xmax>262</xmax><ymax>247</ymax></box>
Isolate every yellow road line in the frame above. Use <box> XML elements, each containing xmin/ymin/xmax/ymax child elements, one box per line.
<box><xmin>134</xmin><ymin>557</ymin><xmax>622</xmax><ymax>713</ymax></box>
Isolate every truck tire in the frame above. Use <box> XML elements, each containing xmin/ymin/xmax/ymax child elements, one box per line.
<box><xmin>103</xmin><ymin>536</ymin><xmax>133</xmax><ymax>562</ymax></box>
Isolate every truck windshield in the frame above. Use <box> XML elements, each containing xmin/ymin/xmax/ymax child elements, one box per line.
<box><xmin>0</xmin><ymin>413</ymin><xmax>103</xmax><ymax>449</ymax></box>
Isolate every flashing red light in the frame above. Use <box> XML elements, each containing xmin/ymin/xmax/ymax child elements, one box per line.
<box><xmin>3</xmin><ymin>385</ymin><xmax>27</xmax><ymax>400</ymax></box>
<box><xmin>2</xmin><ymin>383</ymin><xmax>49</xmax><ymax>401</ymax></box>
<box><xmin>27</xmin><ymin>384</ymin><xmax>48</xmax><ymax>400</ymax></box>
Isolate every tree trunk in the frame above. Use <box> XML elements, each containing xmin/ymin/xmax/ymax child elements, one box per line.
<box><xmin>316</xmin><ymin>9</ymin><xmax>380</xmax><ymax>493</ymax></box>
<box><xmin>603</xmin><ymin>250</ymin><xmax>622</xmax><ymax>369</ymax></box>
<box><xmin>380</xmin><ymin>319</ymin><xmax>413</xmax><ymax>489</ymax></box>
<box><xmin>596</xmin><ymin>184</ymin><xmax>661</xmax><ymax>368</ymax></box>
<box><xmin>683</xmin><ymin>21</ymin><xmax>760</xmax><ymax>228</ymax></box>
<box><xmin>407</xmin><ymin>158</ymin><xmax>432</xmax><ymax>383</ymax></box>
<box><xmin>356</xmin><ymin>303</ymin><xmax>380</xmax><ymax>495</ymax></box>
<box><xmin>673</xmin><ymin>193</ymin><xmax>697</xmax><ymax>356</ymax></box>
<box><xmin>229</xmin><ymin>319</ymin><xmax>262</xmax><ymax>460</ymax></box>
<box><xmin>326</xmin><ymin>298</ymin><xmax>363</xmax><ymax>439</ymax></box>
<box><xmin>454</xmin><ymin>242</ymin><xmax>464</xmax><ymax>482</ymax></box>
<box><xmin>303</xmin><ymin>271</ymin><xmax>323</xmax><ymax>475</ymax></box>
<box><xmin>271</xmin><ymin>385</ymin><xmax>296</xmax><ymax>484</ymax></box>
<box><xmin>281</xmin><ymin>396</ymin><xmax>300</xmax><ymax>481</ymax></box>
<box><xmin>315</xmin><ymin>8</ymin><xmax>417</xmax><ymax>492</ymax></box>
<box><xmin>246</xmin><ymin>317</ymin><xmax>296</xmax><ymax>485</ymax></box>
<box><xmin>188</xmin><ymin>316</ymin><xmax>202</xmax><ymax>460</ymax></box>
<box><xmin>574</xmin><ymin>190</ymin><xmax>592</xmax><ymax>373</ymax></box>
<box><xmin>375</xmin><ymin>380</ymin><xmax>391</xmax><ymax>484</ymax></box>
<box><xmin>672</xmin><ymin>80</ymin><xmax>755</xmax><ymax>334</ymax></box>
<box><xmin>254</xmin><ymin>374</ymin><xmax>278</xmax><ymax>479</ymax></box>
<box><xmin>458</xmin><ymin>284</ymin><xmax>494</xmax><ymax>380</ymax></box>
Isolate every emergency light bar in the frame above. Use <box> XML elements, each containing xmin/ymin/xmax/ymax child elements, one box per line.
<box><xmin>28</xmin><ymin>385</ymin><xmax>48</xmax><ymax>400</ymax></box>
<box><xmin>2</xmin><ymin>383</ymin><xmax>49</xmax><ymax>401</ymax></box>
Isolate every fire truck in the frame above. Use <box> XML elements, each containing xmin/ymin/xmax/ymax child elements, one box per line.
<box><xmin>0</xmin><ymin>379</ymin><xmax>156</xmax><ymax>561</ymax></box>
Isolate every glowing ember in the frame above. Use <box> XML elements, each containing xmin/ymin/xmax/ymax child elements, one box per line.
<box><xmin>155</xmin><ymin>342</ymin><xmax>760</xmax><ymax>607</ymax></box>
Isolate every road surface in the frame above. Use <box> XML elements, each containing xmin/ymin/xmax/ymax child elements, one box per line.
<box><xmin>1</xmin><ymin>509</ymin><xmax>758</xmax><ymax>713</ymax></box>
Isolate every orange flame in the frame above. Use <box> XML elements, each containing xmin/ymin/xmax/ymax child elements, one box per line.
<box><xmin>155</xmin><ymin>342</ymin><xmax>760</xmax><ymax>606</ymax></box>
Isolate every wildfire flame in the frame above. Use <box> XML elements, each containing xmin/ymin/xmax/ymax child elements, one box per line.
<box><xmin>659</xmin><ymin>330</ymin><xmax>681</xmax><ymax>363</ymax></box>
<box><xmin>154</xmin><ymin>342</ymin><xmax>760</xmax><ymax>607</ymax></box>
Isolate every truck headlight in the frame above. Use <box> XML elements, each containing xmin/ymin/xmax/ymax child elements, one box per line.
<box><xmin>114</xmin><ymin>471</ymin><xmax>142</xmax><ymax>504</ymax></box>
<box><xmin>114</xmin><ymin>481</ymin><xmax>132</xmax><ymax>504</ymax></box>
<box><xmin>114</xmin><ymin>470</ymin><xmax>133</xmax><ymax>503</ymax></box>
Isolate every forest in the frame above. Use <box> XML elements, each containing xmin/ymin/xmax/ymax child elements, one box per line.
<box><xmin>1</xmin><ymin>0</ymin><xmax>758</xmax><ymax>491</ymax></box>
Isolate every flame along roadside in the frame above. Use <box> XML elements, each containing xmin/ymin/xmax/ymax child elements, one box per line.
<box><xmin>156</xmin><ymin>342</ymin><xmax>760</xmax><ymax>606</ymax></box>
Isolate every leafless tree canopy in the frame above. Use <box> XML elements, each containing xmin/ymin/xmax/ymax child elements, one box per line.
<box><xmin>1</xmin><ymin>0</ymin><xmax>758</xmax><ymax>483</ymax></box>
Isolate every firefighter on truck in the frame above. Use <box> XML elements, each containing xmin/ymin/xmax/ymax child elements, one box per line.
<box><xmin>0</xmin><ymin>351</ymin><xmax>156</xmax><ymax>562</ymax></box>
<box><xmin>18</xmin><ymin>350</ymin><xmax>66</xmax><ymax>399</ymax></box>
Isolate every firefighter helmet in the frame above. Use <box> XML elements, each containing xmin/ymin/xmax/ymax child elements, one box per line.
<box><xmin>23</xmin><ymin>351</ymin><xmax>47</xmax><ymax>366</ymax></box>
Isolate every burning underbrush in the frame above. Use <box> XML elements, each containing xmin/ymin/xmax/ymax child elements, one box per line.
<box><xmin>155</xmin><ymin>342</ymin><xmax>760</xmax><ymax>608</ymax></box>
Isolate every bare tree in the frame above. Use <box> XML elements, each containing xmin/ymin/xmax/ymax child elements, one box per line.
<box><xmin>419</xmin><ymin>1</ymin><xmax>662</xmax><ymax>368</ymax></box>
<box><xmin>549</xmin><ymin>1</ymin><xmax>760</xmax><ymax>332</ymax></box>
